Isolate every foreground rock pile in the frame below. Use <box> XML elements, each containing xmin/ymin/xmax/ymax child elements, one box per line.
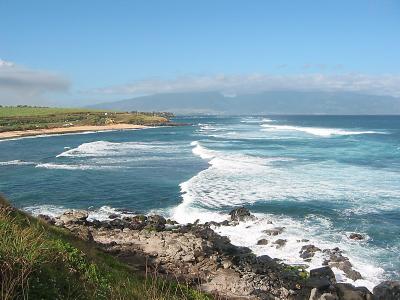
<box><xmin>38</xmin><ymin>207</ymin><xmax>399</xmax><ymax>300</ymax></box>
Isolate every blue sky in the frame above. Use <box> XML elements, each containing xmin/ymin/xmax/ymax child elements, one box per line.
<box><xmin>0</xmin><ymin>0</ymin><xmax>399</xmax><ymax>105</ymax></box>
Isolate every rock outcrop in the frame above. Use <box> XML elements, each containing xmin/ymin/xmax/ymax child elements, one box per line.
<box><xmin>38</xmin><ymin>207</ymin><xmax>397</xmax><ymax>300</ymax></box>
<box><xmin>373</xmin><ymin>281</ymin><xmax>400</xmax><ymax>300</ymax></box>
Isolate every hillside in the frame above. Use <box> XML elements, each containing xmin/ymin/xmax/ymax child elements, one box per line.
<box><xmin>0</xmin><ymin>106</ymin><xmax>171</xmax><ymax>133</ymax></box>
<box><xmin>90</xmin><ymin>91</ymin><xmax>400</xmax><ymax>115</ymax></box>
<box><xmin>0</xmin><ymin>195</ymin><xmax>211</xmax><ymax>300</ymax></box>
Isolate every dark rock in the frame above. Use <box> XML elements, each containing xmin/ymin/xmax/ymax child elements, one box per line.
<box><xmin>220</xmin><ymin>220</ymin><xmax>230</xmax><ymax>226</ymax></box>
<box><xmin>257</xmin><ymin>239</ymin><xmax>269</xmax><ymax>245</ymax></box>
<box><xmin>108</xmin><ymin>213</ymin><xmax>120</xmax><ymax>219</ymax></box>
<box><xmin>335</xmin><ymin>283</ymin><xmax>373</xmax><ymax>300</ymax></box>
<box><xmin>323</xmin><ymin>249</ymin><xmax>363</xmax><ymax>281</ymax></box>
<box><xmin>38</xmin><ymin>214</ymin><xmax>55</xmax><ymax>225</ymax></box>
<box><xmin>229</xmin><ymin>207</ymin><xmax>253</xmax><ymax>222</ymax></box>
<box><xmin>300</xmin><ymin>244</ymin><xmax>321</xmax><ymax>259</ymax></box>
<box><xmin>132</xmin><ymin>215</ymin><xmax>147</xmax><ymax>222</ymax></box>
<box><xmin>145</xmin><ymin>215</ymin><xmax>167</xmax><ymax>231</ymax></box>
<box><xmin>307</xmin><ymin>266</ymin><xmax>336</xmax><ymax>290</ymax></box>
<box><xmin>166</xmin><ymin>218</ymin><xmax>178</xmax><ymax>225</ymax></box>
<box><xmin>109</xmin><ymin>218</ymin><xmax>127</xmax><ymax>229</ymax></box>
<box><xmin>263</xmin><ymin>227</ymin><xmax>285</xmax><ymax>236</ymax></box>
<box><xmin>349</xmin><ymin>233</ymin><xmax>365</xmax><ymax>241</ymax></box>
<box><xmin>90</xmin><ymin>219</ymin><xmax>102</xmax><ymax>228</ymax></box>
<box><xmin>273</xmin><ymin>239</ymin><xmax>287</xmax><ymax>248</ymax></box>
<box><xmin>373</xmin><ymin>281</ymin><xmax>400</xmax><ymax>300</ymax></box>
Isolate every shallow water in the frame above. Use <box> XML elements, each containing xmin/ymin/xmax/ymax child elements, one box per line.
<box><xmin>1</xmin><ymin>115</ymin><xmax>399</xmax><ymax>290</ymax></box>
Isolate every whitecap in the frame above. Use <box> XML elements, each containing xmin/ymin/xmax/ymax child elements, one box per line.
<box><xmin>35</xmin><ymin>163</ymin><xmax>120</xmax><ymax>170</ymax></box>
<box><xmin>0</xmin><ymin>160</ymin><xmax>35</xmax><ymax>166</ymax></box>
<box><xmin>261</xmin><ymin>124</ymin><xmax>387</xmax><ymax>137</ymax></box>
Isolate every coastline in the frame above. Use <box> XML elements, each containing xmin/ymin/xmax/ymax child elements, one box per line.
<box><xmin>0</xmin><ymin>124</ymin><xmax>149</xmax><ymax>140</ymax></box>
<box><xmin>35</xmin><ymin>207</ymin><xmax>399</xmax><ymax>299</ymax></box>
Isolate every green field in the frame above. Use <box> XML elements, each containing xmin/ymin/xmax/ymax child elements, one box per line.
<box><xmin>0</xmin><ymin>106</ymin><xmax>172</xmax><ymax>132</ymax></box>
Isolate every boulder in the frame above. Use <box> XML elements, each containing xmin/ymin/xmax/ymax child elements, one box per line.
<box><xmin>145</xmin><ymin>214</ymin><xmax>167</xmax><ymax>231</ymax></box>
<box><xmin>109</xmin><ymin>218</ymin><xmax>127</xmax><ymax>230</ymax></box>
<box><xmin>229</xmin><ymin>207</ymin><xmax>253</xmax><ymax>222</ymax></box>
<box><xmin>329</xmin><ymin>261</ymin><xmax>362</xmax><ymax>281</ymax></box>
<box><xmin>274</xmin><ymin>239</ymin><xmax>287</xmax><ymax>248</ymax></box>
<box><xmin>307</xmin><ymin>266</ymin><xmax>336</xmax><ymax>290</ymax></box>
<box><xmin>334</xmin><ymin>283</ymin><xmax>373</xmax><ymax>300</ymax></box>
<box><xmin>373</xmin><ymin>281</ymin><xmax>400</xmax><ymax>300</ymax></box>
<box><xmin>300</xmin><ymin>244</ymin><xmax>321</xmax><ymax>259</ymax></box>
<box><xmin>108</xmin><ymin>213</ymin><xmax>120</xmax><ymax>219</ymax></box>
<box><xmin>257</xmin><ymin>239</ymin><xmax>269</xmax><ymax>245</ymax></box>
<box><xmin>58</xmin><ymin>210</ymin><xmax>88</xmax><ymax>224</ymax></box>
<box><xmin>263</xmin><ymin>227</ymin><xmax>285</xmax><ymax>236</ymax></box>
<box><xmin>348</xmin><ymin>233</ymin><xmax>365</xmax><ymax>241</ymax></box>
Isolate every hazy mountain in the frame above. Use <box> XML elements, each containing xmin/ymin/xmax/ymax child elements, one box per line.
<box><xmin>90</xmin><ymin>91</ymin><xmax>400</xmax><ymax>115</ymax></box>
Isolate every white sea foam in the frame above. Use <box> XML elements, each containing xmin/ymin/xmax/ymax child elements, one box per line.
<box><xmin>24</xmin><ymin>205</ymin><xmax>136</xmax><ymax>221</ymax></box>
<box><xmin>261</xmin><ymin>124</ymin><xmax>386</xmax><ymax>137</ymax></box>
<box><xmin>35</xmin><ymin>163</ymin><xmax>120</xmax><ymax>170</ymax></box>
<box><xmin>57</xmin><ymin>140</ymin><xmax>178</xmax><ymax>158</ymax></box>
<box><xmin>0</xmin><ymin>160</ymin><xmax>35</xmax><ymax>166</ymax></box>
<box><xmin>169</xmin><ymin>140</ymin><xmax>399</xmax><ymax>289</ymax></box>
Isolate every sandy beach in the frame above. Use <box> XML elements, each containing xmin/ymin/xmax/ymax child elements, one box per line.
<box><xmin>0</xmin><ymin>124</ymin><xmax>148</xmax><ymax>140</ymax></box>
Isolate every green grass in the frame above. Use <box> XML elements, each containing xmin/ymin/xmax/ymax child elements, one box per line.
<box><xmin>0</xmin><ymin>106</ymin><xmax>99</xmax><ymax>117</ymax></box>
<box><xmin>0</xmin><ymin>195</ymin><xmax>212</xmax><ymax>300</ymax></box>
<box><xmin>0</xmin><ymin>106</ymin><xmax>172</xmax><ymax>132</ymax></box>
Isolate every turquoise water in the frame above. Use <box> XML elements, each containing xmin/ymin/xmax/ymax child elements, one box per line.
<box><xmin>1</xmin><ymin>115</ymin><xmax>399</xmax><ymax>289</ymax></box>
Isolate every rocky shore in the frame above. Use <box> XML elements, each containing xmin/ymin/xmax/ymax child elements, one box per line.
<box><xmin>38</xmin><ymin>207</ymin><xmax>399</xmax><ymax>300</ymax></box>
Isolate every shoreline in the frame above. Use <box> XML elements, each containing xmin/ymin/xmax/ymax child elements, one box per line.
<box><xmin>0</xmin><ymin>124</ymin><xmax>149</xmax><ymax>140</ymax></box>
<box><xmin>35</xmin><ymin>207</ymin><xmax>398</xmax><ymax>299</ymax></box>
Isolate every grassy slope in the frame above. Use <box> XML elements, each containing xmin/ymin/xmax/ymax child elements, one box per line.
<box><xmin>0</xmin><ymin>195</ymin><xmax>212</xmax><ymax>300</ymax></box>
<box><xmin>0</xmin><ymin>106</ymin><xmax>171</xmax><ymax>132</ymax></box>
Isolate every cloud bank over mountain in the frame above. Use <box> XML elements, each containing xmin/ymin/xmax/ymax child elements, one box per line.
<box><xmin>91</xmin><ymin>91</ymin><xmax>400</xmax><ymax>115</ymax></box>
<box><xmin>91</xmin><ymin>73</ymin><xmax>400</xmax><ymax>99</ymax></box>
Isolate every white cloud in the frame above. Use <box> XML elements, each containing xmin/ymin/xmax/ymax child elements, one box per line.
<box><xmin>0</xmin><ymin>59</ymin><xmax>70</xmax><ymax>105</ymax></box>
<box><xmin>91</xmin><ymin>73</ymin><xmax>400</xmax><ymax>98</ymax></box>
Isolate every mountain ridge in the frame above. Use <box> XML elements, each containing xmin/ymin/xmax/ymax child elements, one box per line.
<box><xmin>89</xmin><ymin>91</ymin><xmax>400</xmax><ymax>115</ymax></box>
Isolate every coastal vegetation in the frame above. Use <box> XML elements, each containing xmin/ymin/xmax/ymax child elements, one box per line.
<box><xmin>0</xmin><ymin>195</ymin><xmax>211</xmax><ymax>300</ymax></box>
<box><xmin>0</xmin><ymin>106</ymin><xmax>172</xmax><ymax>132</ymax></box>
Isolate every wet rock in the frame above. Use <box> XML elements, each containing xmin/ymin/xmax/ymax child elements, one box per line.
<box><xmin>274</xmin><ymin>239</ymin><xmax>287</xmax><ymax>248</ymax></box>
<box><xmin>307</xmin><ymin>266</ymin><xmax>336</xmax><ymax>290</ymax></box>
<box><xmin>58</xmin><ymin>210</ymin><xmax>88</xmax><ymax>224</ymax></box>
<box><xmin>109</xmin><ymin>218</ymin><xmax>127</xmax><ymax>230</ymax></box>
<box><xmin>263</xmin><ymin>227</ymin><xmax>285</xmax><ymax>236</ymax></box>
<box><xmin>145</xmin><ymin>215</ymin><xmax>167</xmax><ymax>231</ymax></box>
<box><xmin>229</xmin><ymin>207</ymin><xmax>254</xmax><ymax>222</ymax></box>
<box><xmin>108</xmin><ymin>213</ymin><xmax>120</xmax><ymax>219</ymax></box>
<box><xmin>348</xmin><ymin>233</ymin><xmax>365</xmax><ymax>241</ymax></box>
<box><xmin>323</xmin><ymin>248</ymin><xmax>362</xmax><ymax>281</ymax></box>
<box><xmin>373</xmin><ymin>281</ymin><xmax>400</xmax><ymax>300</ymax></box>
<box><xmin>257</xmin><ymin>239</ymin><xmax>269</xmax><ymax>245</ymax></box>
<box><xmin>329</xmin><ymin>261</ymin><xmax>362</xmax><ymax>281</ymax></box>
<box><xmin>166</xmin><ymin>218</ymin><xmax>179</xmax><ymax>225</ymax></box>
<box><xmin>300</xmin><ymin>244</ymin><xmax>321</xmax><ymax>259</ymax></box>
<box><xmin>334</xmin><ymin>283</ymin><xmax>373</xmax><ymax>300</ymax></box>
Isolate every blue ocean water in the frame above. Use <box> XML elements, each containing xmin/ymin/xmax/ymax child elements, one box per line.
<box><xmin>1</xmin><ymin>115</ymin><xmax>399</xmax><ymax>289</ymax></box>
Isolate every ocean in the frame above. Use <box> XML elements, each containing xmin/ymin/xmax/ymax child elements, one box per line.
<box><xmin>1</xmin><ymin>115</ymin><xmax>399</xmax><ymax>290</ymax></box>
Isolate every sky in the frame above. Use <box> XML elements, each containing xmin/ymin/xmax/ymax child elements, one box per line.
<box><xmin>0</xmin><ymin>0</ymin><xmax>399</xmax><ymax>106</ymax></box>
